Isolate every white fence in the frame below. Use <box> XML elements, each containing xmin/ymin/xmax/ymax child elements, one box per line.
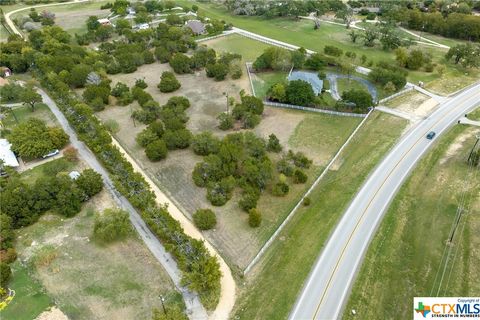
<box><xmin>196</xmin><ymin>31</ymin><xmax>235</xmax><ymax>43</ymax></box>
<box><xmin>243</xmin><ymin>108</ymin><xmax>374</xmax><ymax>274</ymax></box>
<box><xmin>378</xmin><ymin>86</ymin><xmax>414</xmax><ymax>104</ymax></box>
<box><xmin>264</xmin><ymin>101</ymin><xmax>368</xmax><ymax>118</ymax></box>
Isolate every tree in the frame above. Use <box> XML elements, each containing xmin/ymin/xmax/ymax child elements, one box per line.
<box><xmin>55</xmin><ymin>175</ymin><xmax>83</xmax><ymax>217</ymax></box>
<box><xmin>217</xmin><ymin>113</ymin><xmax>234</xmax><ymax>130</ymax></box>
<box><xmin>335</xmin><ymin>7</ymin><xmax>354</xmax><ymax>28</ymax></box>
<box><xmin>136</xmin><ymin>128</ymin><xmax>159</xmax><ymax>147</ymax></box>
<box><xmin>383</xmin><ymin>81</ymin><xmax>396</xmax><ymax>95</ymax></box>
<box><xmin>69</xmin><ymin>64</ymin><xmax>91</xmax><ymax>88</ymax></box>
<box><xmin>206</xmin><ymin>63</ymin><xmax>229</xmax><ymax>81</ymax></box>
<box><xmin>111</xmin><ymin>82</ymin><xmax>129</xmax><ymax>97</ymax></box>
<box><xmin>158</xmin><ymin>71</ymin><xmax>181</xmax><ymax>92</ymax></box>
<box><xmin>394</xmin><ymin>47</ymin><xmax>408</xmax><ymax>67</ymax></box>
<box><xmin>76</xmin><ymin>169</ymin><xmax>103</xmax><ymax>198</ymax></box>
<box><xmin>86</xmin><ymin>16</ymin><xmax>100</xmax><ymax>31</ymax></box>
<box><xmin>267</xmin><ymin>83</ymin><xmax>286</xmax><ymax>102</ymax></box>
<box><xmin>0</xmin><ymin>263</ymin><xmax>11</xmax><ymax>287</ymax></box>
<box><xmin>0</xmin><ymin>214</ymin><xmax>14</xmax><ymax>250</ymax></box>
<box><xmin>169</xmin><ymin>53</ymin><xmax>192</xmax><ymax>74</ymax></box>
<box><xmin>20</xmin><ymin>85</ymin><xmax>42</xmax><ymax>111</ymax></box>
<box><xmin>10</xmin><ymin>118</ymin><xmax>68</xmax><ymax>159</ymax></box>
<box><xmin>341</xmin><ymin>89</ymin><xmax>373</xmax><ymax>111</ymax></box>
<box><xmin>145</xmin><ymin>139</ymin><xmax>168</xmax><ymax>161</ymax></box>
<box><xmin>267</xmin><ymin>134</ymin><xmax>282</xmax><ymax>153</ymax></box>
<box><xmin>63</xmin><ymin>146</ymin><xmax>78</xmax><ymax>162</ymax></box>
<box><xmin>152</xmin><ymin>305</ymin><xmax>188</xmax><ymax>320</ymax></box>
<box><xmin>446</xmin><ymin>44</ymin><xmax>480</xmax><ymax>68</ymax></box>
<box><xmin>192</xmin><ymin>132</ymin><xmax>220</xmax><ymax>156</ymax></box>
<box><xmin>285</xmin><ymin>80</ymin><xmax>315</xmax><ymax>106</ymax></box>
<box><xmin>363</xmin><ymin>24</ymin><xmax>379</xmax><ymax>47</ymax></box>
<box><xmin>293</xmin><ymin>169</ymin><xmax>308</xmax><ymax>184</ymax></box>
<box><xmin>272</xmin><ymin>181</ymin><xmax>289</xmax><ymax>196</ymax></box>
<box><xmin>93</xmin><ymin>208</ymin><xmax>132</xmax><ymax>243</ymax></box>
<box><xmin>193</xmin><ymin>209</ymin><xmax>217</xmax><ymax>230</ymax></box>
<box><xmin>248</xmin><ymin>208</ymin><xmax>261</xmax><ymax>228</ymax></box>
<box><xmin>241</xmin><ymin>95</ymin><xmax>264</xmax><ymax>115</ymax></box>
<box><xmin>379</xmin><ymin>24</ymin><xmax>402</xmax><ymax>50</ymax></box>
<box><xmin>239</xmin><ymin>190</ymin><xmax>259</xmax><ymax>212</ymax></box>
<box><xmin>349</xmin><ymin>30</ymin><xmax>359</xmax><ymax>43</ymax></box>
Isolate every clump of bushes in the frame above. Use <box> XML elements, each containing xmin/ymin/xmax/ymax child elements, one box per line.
<box><xmin>158</xmin><ymin>71</ymin><xmax>181</xmax><ymax>93</ymax></box>
<box><xmin>93</xmin><ymin>208</ymin><xmax>132</xmax><ymax>243</ymax></box>
<box><xmin>193</xmin><ymin>209</ymin><xmax>217</xmax><ymax>230</ymax></box>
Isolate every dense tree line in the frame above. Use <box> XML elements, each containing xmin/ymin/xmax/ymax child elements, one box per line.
<box><xmin>224</xmin><ymin>0</ymin><xmax>345</xmax><ymax>17</ymax></box>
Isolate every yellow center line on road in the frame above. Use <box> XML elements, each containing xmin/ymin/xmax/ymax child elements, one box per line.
<box><xmin>311</xmin><ymin>92</ymin><xmax>478</xmax><ymax>319</ymax></box>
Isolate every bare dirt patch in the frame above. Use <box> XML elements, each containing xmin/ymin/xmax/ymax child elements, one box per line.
<box><xmin>97</xmin><ymin>61</ymin><xmax>361</xmax><ymax>269</ymax></box>
<box><xmin>35</xmin><ymin>307</ymin><xmax>68</xmax><ymax>320</ymax></box>
<box><xmin>384</xmin><ymin>91</ymin><xmax>436</xmax><ymax>117</ymax></box>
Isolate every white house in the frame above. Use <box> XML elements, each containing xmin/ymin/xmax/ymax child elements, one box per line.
<box><xmin>97</xmin><ymin>18</ymin><xmax>111</xmax><ymax>26</ymax></box>
<box><xmin>0</xmin><ymin>139</ymin><xmax>19</xmax><ymax>168</ymax></box>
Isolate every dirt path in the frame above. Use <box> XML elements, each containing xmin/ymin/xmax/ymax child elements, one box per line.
<box><xmin>110</xmin><ymin>138</ymin><xmax>236</xmax><ymax>320</ymax></box>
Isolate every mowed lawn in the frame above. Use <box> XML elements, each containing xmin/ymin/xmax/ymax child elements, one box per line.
<box><xmin>185</xmin><ymin>1</ymin><xmax>480</xmax><ymax>92</ymax></box>
<box><xmin>0</xmin><ymin>262</ymin><xmax>53</xmax><ymax>320</ymax></box>
<box><xmin>344</xmin><ymin>124</ymin><xmax>480</xmax><ymax>320</ymax></box>
<box><xmin>233</xmin><ymin>112</ymin><xmax>409</xmax><ymax>320</ymax></box>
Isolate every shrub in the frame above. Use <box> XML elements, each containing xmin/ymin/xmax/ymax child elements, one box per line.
<box><xmin>111</xmin><ymin>82</ymin><xmax>129</xmax><ymax>97</ymax></box>
<box><xmin>63</xmin><ymin>146</ymin><xmax>79</xmax><ymax>162</ymax></box>
<box><xmin>324</xmin><ymin>45</ymin><xmax>343</xmax><ymax>57</ymax></box>
<box><xmin>76</xmin><ymin>169</ymin><xmax>103</xmax><ymax>198</ymax></box>
<box><xmin>303</xmin><ymin>197</ymin><xmax>311</xmax><ymax>206</ymax></box>
<box><xmin>206</xmin><ymin>63</ymin><xmax>229</xmax><ymax>81</ymax></box>
<box><xmin>285</xmin><ymin>80</ymin><xmax>315</xmax><ymax>106</ymax></box>
<box><xmin>206</xmin><ymin>177</ymin><xmax>235</xmax><ymax>206</ymax></box>
<box><xmin>293</xmin><ymin>169</ymin><xmax>308</xmax><ymax>184</ymax></box>
<box><xmin>104</xmin><ymin>119</ymin><xmax>120</xmax><ymax>133</ymax></box>
<box><xmin>169</xmin><ymin>53</ymin><xmax>192</xmax><ymax>74</ymax></box>
<box><xmin>145</xmin><ymin>139</ymin><xmax>168</xmax><ymax>161</ymax></box>
<box><xmin>0</xmin><ymin>263</ymin><xmax>11</xmax><ymax>287</ymax></box>
<box><xmin>217</xmin><ymin>113</ymin><xmax>234</xmax><ymax>130</ymax></box>
<box><xmin>239</xmin><ymin>191</ymin><xmax>259</xmax><ymax>212</ymax></box>
<box><xmin>272</xmin><ymin>181</ymin><xmax>289</xmax><ymax>197</ymax></box>
<box><xmin>93</xmin><ymin>208</ymin><xmax>132</xmax><ymax>243</ymax></box>
<box><xmin>158</xmin><ymin>71</ymin><xmax>181</xmax><ymax>92</ymax></box>
<box><xmin>192</xmin><ymin>132</ymin><xmax>220</xmax><ymax>156</ymax></box>
<box><xmin>136</xmin><ymin>128</ymin><xmax>158</xmax><ymax>147</ymax></box>
<box><xmin>193</xmin><ymin>209</ymin><xmax>217</xmax><ymax>230</ymax></box>
<box><xmin>42</xmin><ymin>158</ymin><xmax>70</xmax><ymax>175</ymax></box>
<box><xmin>135</xmin><ymin>78</ymin><xmax>148</xmax><ymax>89</ymax></box>
<box><xmin>266</xmin><ymin>134</ymin><xmax>282</xmax><ymax>153</ymax></box>
<box><xmin>248</xmin><ymin>208</ymin><xmax>261</xmax><ymax>228</ymax></box>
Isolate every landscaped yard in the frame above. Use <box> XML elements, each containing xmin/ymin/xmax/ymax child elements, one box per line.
<box><xmin>96</xmin><ymin>56</ymin><xmax>363</xmax><ymax>270</ymax></box>
<box><xmin>2</xmin><ymin>103</ymin><xmax>58</xmax><ymax>131</ymax></box>
<box><xmin>233</xmin><ymin>112</ymin><xmax>409</xmax><ymax>320</ymax></box>
<box><xmin>344</xmin><ymin>124</ymin><xmax>480</xmax><ymax>320</ymax></box>
<box><xmin>251</xmin><ymin>71</ymin><xmax>288</xmax><ymax>100</ymax></box>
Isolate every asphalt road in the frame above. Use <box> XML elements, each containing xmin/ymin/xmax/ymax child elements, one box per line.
<box><xmin>37</xmin><ymin>88</ymin><xmax>208</xmax><ymax>320</ymax></box>
<box><xmin>289</xmin><ymin>83</ymin><xmax>480</xmax><ymax>320</ymax></box>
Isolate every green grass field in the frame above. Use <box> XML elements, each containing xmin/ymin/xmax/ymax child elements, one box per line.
<box><xmin>252</xmin><ymin>71</ymin><xmax>288</xmax><ymax>99</ymax></box>
<box><xmin>233</xmin><ymin>112</ymin><xmax>408</xmax><ymax>320</ymax></box>
<box><xmin>183</xmin><ymin>1</ymin><xmax>480</xmax><ymax>91</ymax></box>
<box><xmin>0</xmin><ymin>262</ymin><xmax>53</xmax><ymax>320</ymax></box>
<box><xmin>204</xmin><ymin>33</ymin><xmax>270</xmax><ymax>63</ymax></box>
<box><xmin>343</xmin><ymin>124</ymin><xmax>480</xmax><ymax>320</ymax></box>
<box><xmin>2</xmin><ymin>103</ymin><xmax>58</xmax><ymax>130</ymax></box>
<box><xmin>336</xmin><ymin>77</ymin><xmax>368</xmax><ymax>96</ymax></box>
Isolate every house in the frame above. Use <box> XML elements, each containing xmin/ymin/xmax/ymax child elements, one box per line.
<box><xmin>97</xmin><ymin>18</ymin><xmax>111</xmax><ymax>26</ymax></box>
<box><xmin>353</xmin><ymin>7</ymin><xmax>381</xmax><ymax>14</ymax></box>
<box><xmin>186</xmin><ymin>20</ymin><xmax>206</xmax><ymax>35</ymax></box>
<box><xmin>0</xmin><ymin>139</ymin><xmax>19</xmax><ymax>168</ymax></box>
<box><xmin>0</xmin><ymin>67</ymin><xmax>12</xmax><ymax>78</ymax></box>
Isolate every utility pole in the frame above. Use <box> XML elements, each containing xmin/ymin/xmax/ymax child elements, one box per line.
<box><xmin>160</xmin><ymin>295</ymin><xmax>167</xmax><ymax>316</ymax></box>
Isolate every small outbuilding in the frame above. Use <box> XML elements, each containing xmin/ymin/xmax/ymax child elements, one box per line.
<box><xmin>69</xmin><ymin>170</ymin><xmax>81</xmax><ymax>180</ymax></box>
<box><xmin>97</xmin><ymin>18</ymin><xmax>111</xmax><ymax>26</ymax></box>
<box><xmin>0</xmin><ymin>139</ymin><xmax>19</xmax><ymax>168</ymax></box>
<box><xmin>186</xmin><ymin>20</ymin><xmax>206</xmax><ymax>35</ymax></box>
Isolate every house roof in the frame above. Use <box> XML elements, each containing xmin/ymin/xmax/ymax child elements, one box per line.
<box><xmin>0</xmin><ymin>139</ymin><xmax>19</xmax><ymax>167</ymax></box>
<box><xmin>186</xmin><ymin>20</ymin><xmax>205</xmax><ymax>34</ymax></box>
<box><xmin>97</xmin><ymin>18</ymin><xmax>110</xmax><ymax>24</ymax></box>
<box><xmin>69</xmin><ymin>170</ymin><xmax>81</xmax><ymax>180</ymax></box>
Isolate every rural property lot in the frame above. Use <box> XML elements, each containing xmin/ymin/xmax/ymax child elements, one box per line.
<box><xmin>233</xmin><ymin>112</ymin><xmax>409</xmax><ymax>320</ymax></box>
<box><xmin>344</xmin><ymin>124</ymin><xmax>480</xmax><ymax>319</ymax></box>
<box><xmin>384</xmin><ymin>91</ymin><xmax>439</xmax><ymax>118</ymax></box>
<box><xmin>2</xmin><ymin>159</ymin><xmax>178</xmax><ymax>320</ymax></box>
<box><xmin>96</xmin><ymin>44</ymin><xmax>362</xmax><ymax>269</ymax></box>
